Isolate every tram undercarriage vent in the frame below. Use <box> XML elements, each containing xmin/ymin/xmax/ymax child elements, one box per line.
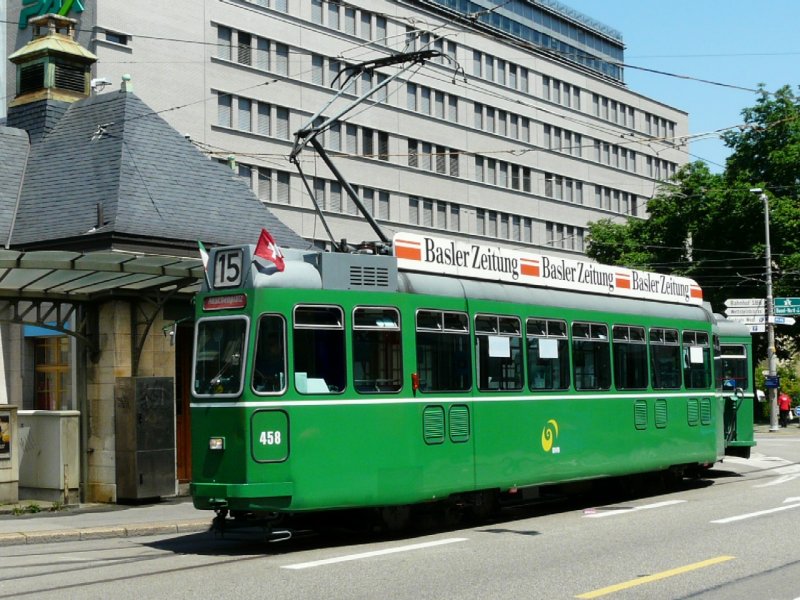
<box><xmin>320</xmin><ymin>253</ymin><xmax>398</xmax><ymax>291</ymax></box>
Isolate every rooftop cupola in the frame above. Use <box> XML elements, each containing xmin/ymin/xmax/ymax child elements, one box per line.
<box><xmin>8</xmin><ymin>13</ymin><xmax>97</xmax><ymax>108</ymax></box>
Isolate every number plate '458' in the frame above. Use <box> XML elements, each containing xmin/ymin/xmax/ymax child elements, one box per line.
<box><xmin>251</xmin><ymin>410</ymin><xmax>289</xmax><ymax>462</ymax></box>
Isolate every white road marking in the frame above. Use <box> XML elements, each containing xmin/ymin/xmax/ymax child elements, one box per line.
<box><xmin>281</xmin><ymin>537</ymin><xmax>468</xmax><ymax>570</ymax></box>
<box><xmin>725</xmin><ymin>455</ymin><xmax>792</xmax><ymax>469</ymax></box>
<box><xmin>753</xmin><ymin>474</ymin><xmax>800</xmax><ymax>488</ymax></box>
<box><xmin>583</xmin><ymin>499</ymin><xmax>686</xmax><ymax>518</ymax></box>
<box><xmin>711</xmin><ymin>502</ymin><xmax>800</xmax><ymax>524</ymax></box>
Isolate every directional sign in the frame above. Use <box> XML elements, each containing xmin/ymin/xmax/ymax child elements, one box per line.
<box><xmin>769</xmin><ymin>315</ymin><xmax>796</xmax><ymax>326</ymax></box>
<box><xmin>727</xmin><ymin>315</ymin><xmax>766</xmax><ymax>324</ymax></box>
<box><xmin>749</xmin><ymin>325</ymin><xmax>766</xmax><ymax>333</ymax></box>
<box><xmin>775</xmin><ymin>298</ymin><xmax>800</xmax><ymax>315</ymax></box>
<box><xmin>724</xmin><ymin>307</ymin><xmax>766</xmax><ymax>317</ymax></box>
<box><xmin>724</xmin><ymin>298</ymin><xmax>766</xmax><ymax>308</ymax></box>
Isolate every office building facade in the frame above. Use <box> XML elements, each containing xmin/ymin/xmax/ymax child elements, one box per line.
<box><xmin>8</xmin><ymin>0</ymin><xmax>688</xmax><ymax>257</ymax></box>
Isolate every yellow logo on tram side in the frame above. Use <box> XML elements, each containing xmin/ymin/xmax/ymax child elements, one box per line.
<box><xmin>541</xmin><ymin>419</ymin><xmax>561</xmax><ymax>454</ymax></box>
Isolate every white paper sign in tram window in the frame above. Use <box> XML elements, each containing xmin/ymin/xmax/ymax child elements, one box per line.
<box><xmin>489</xmin><ymin>336</ymin><xmax>511</xmax><ymax>358</ymax></box>
<box><xmin>538</xmin><ymin>338</ymin><xmax>559</xmax><ymax>359</ymax></box>
<box><xmin>689</xmin><ymin>346</ymin><xmax>704</xmax><ymax>364</ymax></box>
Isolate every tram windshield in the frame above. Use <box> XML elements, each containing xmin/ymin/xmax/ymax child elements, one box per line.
<box><xmin>193</xmin><ymin>317</ymin><xmax>248</xmax><ymax>396</ymax></box>
<box><xmin>716</xmin><ymin>344</ymin><xmax>748</xmax><ymax>391</ymax></box>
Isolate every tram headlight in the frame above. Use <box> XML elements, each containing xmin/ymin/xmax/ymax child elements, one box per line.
<box><xmin>209</xmin><ymin>437</ymin><xmax>225</xmax><ymax>451</ymax></box>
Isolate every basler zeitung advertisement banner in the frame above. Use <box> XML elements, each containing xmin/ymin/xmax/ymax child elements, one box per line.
<box><xmin>393</xmin><ymin>232</ymin><xmax>703</xmax><ymax>306</ymax></box>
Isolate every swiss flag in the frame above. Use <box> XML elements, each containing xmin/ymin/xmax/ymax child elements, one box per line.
<box><xmin>254</xmin><ymin>228</ymin><xmax>285</xmax><ymax>272</ymax></box>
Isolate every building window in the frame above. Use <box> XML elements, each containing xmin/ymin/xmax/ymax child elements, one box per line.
<box><xmin>378</xmin><ymin>191</ymin><xmax>390</xmax><ymax>219</ymax></box>
<box><xmin>217</xmin><ymin>26</ymin><xmax>232</xmax><ymax>61</ymax></box>
<box><xmin>409</xmin><ymin>197</ymin><xmax>419</xmax><ymax>224</ymax></box>
<box><xmin>407</xmin><ymin>83</ymin><xmax>417</xmax><ymax>111</ymax></box>
<box><xmin>218</xmin><ymin>94</ymin><xmax>232</xmax><ymax>127</ymax></box>
<box><xmin>362</xmin><ymin>128</ymin><xmax>374</xmax><ymax>157</ymax></box>
<box><xmin>408</xmin><ymin>139</ymin><xmax>418</xmax><ymax>168</ymax></box>
<box><xmin>360</xmin><ymin>12</ymin><xmax>372</xmax><ymax>39</ymax></box>
<box><xmin>344</xmin><ymin>7</ymin><xmax>356</xmax><ymax>35</ymax></box>
<box><xmin>104</xmin><ymin>30</ymin><xmax>129</xmax><ymax>45</ymax></box>
<box><xmin>275</xmin><ymin>107</ymin><xmax>289</xmax><ymax>139</ymax></box>
<box><xmin>238</xmin><ymin>97</ymin><xmax>251</xmax><ymax>131</ymax></box>
<box><xmin>237</xmin><ymin>31</ymin><xmax>252</xmax><ymax>65</ymax></box>
<box><xmin>34</xmin><ymin>337</ymin><xmax>71</xmax><ymax>411</ymax></box>
<box><xmin>328</xmin><ymin>2</ymin><xmax>340</xmax><ymax>29</ymax></box>
<box><xmin>378</xmin><ymin>132</ymin><xmax>389</xmax><ymax>161</ymax></box>
<box><xmin>312</xmin><ymin>54</ymin><xmax>324</xmax><ymax>85</ymax></box>
<box><xmin>276</xmin><ymin>171</ymin><xmax>290</xmax><ymax>203</ymax></box>
<box><xmin>258</xmin><ymin>168</ymin><xmax>272</xmax><ymax>202</ymax></box>
<box><xmin>346</xmin><ymin>124</ymin><xmax>358</xmax><ymax>154</ymax></box>
<box><xmin>255</xmin><ymin>38</ymin><xmax>270</xmax><ymax>70</ymax></box>
<box><xmin>275</xmin><ymin>43</ymin><xmax>289</xmax><ymax>75</ymax></box>
<box><xmin>311</xmin><ymin>0</ymin><xmax>323</xmax><ymax>23</ymax></box>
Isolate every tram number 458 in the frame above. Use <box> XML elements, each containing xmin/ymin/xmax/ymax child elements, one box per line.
<box><xmin>259</xmin><ymin>431</ymin><xmax>282</xmax><ymax>445</ymax></box>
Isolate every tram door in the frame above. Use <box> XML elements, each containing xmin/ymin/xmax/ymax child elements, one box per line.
<box><xmin>175</xmin><ymin>324</ymin><xmax>193</xmax><ymax>482</ymax></box>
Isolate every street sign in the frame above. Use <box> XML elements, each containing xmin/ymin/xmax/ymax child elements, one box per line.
<box><xmin>749</xmin><ymin>324</ymin><xmax>766</xmax><ymax>333</ymax></box>
<box><xmin>727</xmin><ymin>315</ymin><xmax>766</xmax><ymax>324</ymax></box>
<box><xmin>765</xmin><ymin>375</ymin><xmax>780</xmax><ymax>389</ymax></box>
<box><xmin>774</xmin><ymin>298</ymin><xmax>800</xmax><ymax>315</ymax></box>
<box><xmin>724</xmin><ymin>307</ymin><xmax>766</xmax><ymax>317</ymax></box>
<box><xmin>724</xmin><ymin>298</ymin><xmax>765</xmax><ymax>308</ymax></box>
<box><xmin>769</xmin><ymin>315</ymin><xmax>796</xmax><ymax>326</ymax></box>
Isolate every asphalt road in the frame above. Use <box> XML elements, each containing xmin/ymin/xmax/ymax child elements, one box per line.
<box><xmin>1</xmin><ymin>433</ymin><xmax>799</xmax><ymax>600</ymax></box>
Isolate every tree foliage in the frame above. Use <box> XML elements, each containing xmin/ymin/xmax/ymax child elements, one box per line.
<box><xmin>586</xmin><ymin>84</ymin><xmax>800</xmax><ymax>357</ymax></box>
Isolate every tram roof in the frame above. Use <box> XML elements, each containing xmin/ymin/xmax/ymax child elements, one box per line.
<box><xmin>207</xmin><ymin>242</ymin><xmax>713</xmax><ymax>323</ymax></box>
<box><xmin>399</xmin><ymin>271</ymin><xmax>713</xmax><ymax>323</ymax></box>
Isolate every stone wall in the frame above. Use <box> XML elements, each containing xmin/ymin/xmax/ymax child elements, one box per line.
<box><xmin>84</xmin><ymin>299</ymin><xmax>176</xmax><ymax>503</ymax></box>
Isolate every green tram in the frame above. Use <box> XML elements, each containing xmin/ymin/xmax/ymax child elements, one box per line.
<box><xmin>190</xmin><ymin>232</ymin><xmax>755</xmax><ymax>517</ymax></box>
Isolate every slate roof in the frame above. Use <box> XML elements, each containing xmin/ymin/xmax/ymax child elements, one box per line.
<box><xmin>5</xmin><ymin>90</ymin><xmax>306</xmax><ymax>254</ymax></box>
<box><xmin>0</xmin><ymin>128</ymin><xmax>30</xmax><ymax>247</ymax></box>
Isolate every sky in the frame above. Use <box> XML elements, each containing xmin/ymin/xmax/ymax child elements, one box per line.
<box><xmin>563</xmin><ymin>0</ymin><xmax>799</xmax><ymax>172</ymax></box>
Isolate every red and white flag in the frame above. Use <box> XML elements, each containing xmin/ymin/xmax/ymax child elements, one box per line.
<box><xmin>254</xmin><ymin>228</ymin><xmax>285</xmax><ymax>272</ymax></box>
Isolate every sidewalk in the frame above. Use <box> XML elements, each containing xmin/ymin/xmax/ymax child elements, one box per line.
<box><xmin>753</xmin><ymin>421</ymin><xmax>800</xmax><ymax>435</ymax></box>
<box><xmin>0</xmin><ymin>496</ymin><xmax>212</xmax><ymax>547</ymax></box>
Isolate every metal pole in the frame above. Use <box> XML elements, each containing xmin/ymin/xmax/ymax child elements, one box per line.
<box><xmin>758</xmin><ymin>190</ymin><xmax>779</xmax><ymax>432</ymax></box>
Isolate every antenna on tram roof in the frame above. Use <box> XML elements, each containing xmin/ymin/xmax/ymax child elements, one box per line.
<box><xmin>289</xmin><ymin>50</ymin><xmax>441</xmax><ymax>253</ymax></box>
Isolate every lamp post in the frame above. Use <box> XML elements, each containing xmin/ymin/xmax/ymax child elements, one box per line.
<box><xmin>751</xmin><ymin>188</ymin><xmax>779</xmax><ymax>432</ymax></box>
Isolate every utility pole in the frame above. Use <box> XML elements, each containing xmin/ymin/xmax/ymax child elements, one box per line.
<box><xmin>752</xmin><ymin>188</ymin><xmax>779</xmax><ymax>432</ymax></box>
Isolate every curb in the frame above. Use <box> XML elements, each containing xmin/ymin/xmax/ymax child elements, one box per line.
<box><xmin>0</xmin><ymin>518</ymin><xmax>211</xmax><ymax>546</ymax></box>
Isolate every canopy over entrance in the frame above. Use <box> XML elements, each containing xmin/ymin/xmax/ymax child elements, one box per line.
<box><xmin>0</xmin><ymin>249</ymin><xmax>203</xmax><ymax>301</ymax></box>
<box><xmin>0</xmin><ymin>249</ymin><xmax>203</xmax><ymax>366</ymax></box>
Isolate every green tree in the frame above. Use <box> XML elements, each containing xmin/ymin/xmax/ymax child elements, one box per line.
<box><xmin>587</xmin><ymin>84</ymin><xmax>800</xmax><ymax>321</ymax></box>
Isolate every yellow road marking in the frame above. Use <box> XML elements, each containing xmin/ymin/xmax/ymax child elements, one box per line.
<box><xmin>576</xmin><ymin>555</ymin><xmax>735</xmax><ymax>598</ymax></box>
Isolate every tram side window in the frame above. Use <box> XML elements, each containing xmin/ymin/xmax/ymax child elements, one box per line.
<box><xmin>650</xmin><ymin>328</ymin><xmax>681</xmax><ymax>389</ymax></box>
<box><xmin>475</xmin><ymin>314</ymin><xmax>523</xmax><ymax>391</ymax></box>
<box><xmin>352</xmin><ymin>307</ymin><xmax>402</xmax><ymax>393</ymax></box>
<box><xmin>612</xmin><ymin>325</ymin><xmax>648</xmax><ymax>390</ymax></box>
<box><xmin>527</xmin><ymin>318</ymin><xmax>569</xmax><ymax>390</ymax></box>
<box><xmin>716</xmin><ymin>344</ymin><xmax>748</xmax><ymax>391</ymax></box>
<box><xmin>252</xmin><ymin>314</ymin><xmax>286</xmax><ymax>394</ymax></box>
<box><xmin>682</xmin><ymin>330</ymin><xmax>711</xmax><ymax>389</ymax></box>
<box><xmin>416</xmin><ymin>310</ymin><xmax>471</xmax><ymax>392</ymax></box>
<box><xmin>572</xmin><ymin>322</ymin><xmax>611</xmax><ymax>390</ymax></box>
<box><xmin>194</xmin><ymin>317</ymin><xmax>247</xmax><ymax>396</ymax></box>
<box><xmin>293</xmin><ymin>305</ymin><xmax>346</xmax><ymax>394</ymax></box>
